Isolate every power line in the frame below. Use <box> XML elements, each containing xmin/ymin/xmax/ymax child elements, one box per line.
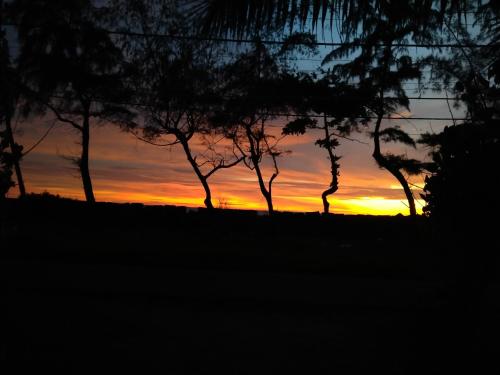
<box><xmin>50</xmin><ymin>90</ymin><xmax>472</xmax><ymax>108</ymax></box>
<box><xmin>61</xmin><ymin>101</ymin><xmax>470</xmax><ymax>122</ymax></box>
<box><xmin>260</xmin><ymin>113</ymin><xmax>465</xmax><ymax>121</ymax></box>
<box><xmin>107</xmin><ymin>29</ymin><xmax>499</xmax><ymax>49</ymax></box>
<box><xmin>46</xmin><ymin>94</ymin><xmax>467</xmax><ymax>122</ymax></box>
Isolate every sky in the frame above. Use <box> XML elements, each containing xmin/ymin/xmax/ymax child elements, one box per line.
<box><xmin>9</xmin><ymin>96</ymin><xmax>461</xmax><ymax>215</ymax></box>
<box><xmin>4</xmin><ymin>20</ymin><xmax>468</xmax><ymax>216</ymax></box>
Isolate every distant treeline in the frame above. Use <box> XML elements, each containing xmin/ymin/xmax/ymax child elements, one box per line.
<box><xmin>1</xmin><ymin>0</ymin><xmax>499</xmax><ymax>222</ymax></box>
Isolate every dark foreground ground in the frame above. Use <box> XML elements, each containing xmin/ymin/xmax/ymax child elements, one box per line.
<box><xmin>1</xmin><ymin>196</ymin><xmax>499</xmax><ymax>373</ymax></box>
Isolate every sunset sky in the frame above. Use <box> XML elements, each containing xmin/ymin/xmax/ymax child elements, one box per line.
<box><xmin>10</xmin><ymin>94</ymin><xmax>463</xmax><ymax>215</ymax></box>
<box><xmin>5</xmin><ymin>27</ymin><xmax>468</xmax><ymax>216</ymax></box>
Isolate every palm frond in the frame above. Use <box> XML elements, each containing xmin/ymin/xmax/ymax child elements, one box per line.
<box><xmin>187</xmin><ymin>0</ymin><xmax>472</xmax><ymax>38</ymax></box>
<box><xmin>186</xmin><ymin>0</ymin><xmax>338</xmax><ymax>37</ymax></box>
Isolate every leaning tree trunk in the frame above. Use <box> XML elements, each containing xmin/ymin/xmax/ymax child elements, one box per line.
<box><xmin>245</xmin><ymin>126</ymin><xmax>274</xmax><ymax>214</ymax></box>
<box><xmin>80</xmin><ymin>108</ymin><xmax>95</xmax><ymax>204</ymax></box>
<box><xmin>252</xmin><ymin>154</ymin><xmax>274</xmax><ymax>214</ymax></box>
<box><xmin>321</xmin><ymin>118</ymin><xmax>339</xmax><ymax>214</ymax></box>
<box><xmin>372</xmin><ymin>113</ymin><xmax>416</xmax><ymax>216</ymax></box>
<box><xmin>4</xmin><ymin>112</ymin><xmax>26</xmax><ymax>197</ymax></box>
<box><xmin>322</xmin><ymin>180</ymin><xmax>338</xmax><ymax>214</ymax></box>
<box><xmin>177</xmin><ymin>132</ymin><xmax>214</xmax><ymax>210</ymax></box>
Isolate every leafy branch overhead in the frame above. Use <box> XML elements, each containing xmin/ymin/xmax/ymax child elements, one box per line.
<box><xmin>188</xmin><ymin>0</ymin><xmax>470</xmax><ymax>37</ymax></box>
<box><xmin>382</xmin><ymin>153</ymin><xmax>425</xmax><ymax>176</ymax></box>
<box><xmin>374</xmin><ymin>126</ymin><xmax>417</xmax><ymax>147</ymax></box>
<box><xmin>282</xmin><ymin>117</ymin><xmax>317</xmax><ymax>135</ymax></box>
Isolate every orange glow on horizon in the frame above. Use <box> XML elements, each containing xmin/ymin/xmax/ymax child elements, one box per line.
<box><xmin>11</xmin><ymin>118</ymin><xmax>429</xmax><ymax>216</ymax></box>
<box><xmin>17</xmin><ymin>184</ymin><xmax>424</xmax><ymax>216</ymax></box>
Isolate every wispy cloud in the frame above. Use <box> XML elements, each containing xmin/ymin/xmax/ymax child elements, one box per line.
<box><xmin>10</xmin><ymin>119</ymin><xmax>427</xmax><ymax>215</ymax></box>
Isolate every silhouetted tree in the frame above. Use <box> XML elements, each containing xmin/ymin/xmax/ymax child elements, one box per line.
<box><xmin>325</xmin><ymin>1</ymin><xmax>440</xmax><ymax>216</ymax></box>
<box><xmin>477</xmin><ymin>0</ymin><xmax>500</xmax><ymax>85</ymax></box>
<box><xmin>283</xmin><ymin>74</ymin><xmax>368</xmax><ymax>214</ymax></box>
<box><xmin>134</xmin><ymin>49</ymin><xmax>244</xmax><ymax>210</ymax></box>
<box><xmin>11</xmin><ymin>0</ymin><xmax>135</xmax><ymax>204</ymax></box>
<box><xmin>116</xmin><ymin>1</ymin><xmax>243</xmax><ymax>210</ymax></box>
<box><xmin>417</xmin><ymin>10</ymin><xmax>500</xmax><ymax>359</ymax></box>
<box><xmin>194</xmin><ymin>1</ymin><xmax>464</xmax><ymax>217</ymax></box>
<box><xmin>0</xmin><ymin>124</ymin><xmax>14</xmax><ymax>199</ymax></box>
<box><xmin>420</xmin><ymin>122</ymin><xmax>500</xmax><ymax>220</ymax></box>
<box><xmin>212</xmin><ymin>40</ymin><xmax>311</xmax><ymax>214</ymax></box>
<box><xmin>0</xmin><ymin>3</ymin><xmax>25</xmax><ymax>197</ymax></box>
<box><xmin>284</xmin><ymin>115</ymin><xmax>342</xmax><ymax>214</ymax></box>
<box><xmin>224</xmin><ymin>116</ymin><xmax>284</xmax><ymax>214</ymax></box>
<box><xmin>420</xmin><ymin>3</ymin><xmax>500</xmax><ymax>219</ymax></box>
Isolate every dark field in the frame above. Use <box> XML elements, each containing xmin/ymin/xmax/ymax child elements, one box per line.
<box><xmin>1</xmin><ymin>197</ymin><xmax>499</xmax><ymax>373</ymax></box>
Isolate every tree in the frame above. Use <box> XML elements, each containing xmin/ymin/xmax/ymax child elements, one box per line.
<box><xmin>420</xmin><ymin>1</ymin><xmax>500</xmax><ymax>219</ymax></box>
<box><xmin>211</xmin><ymin>40</ymin><xmax>306</xmax><ymax>214</ymax></box>
<box><xmin>115</xmin><ymin>0</ymin><xmax>243</xmax><ymax>210</ymax></box>
<box><xmin>192</xmin><ymin>0</ymin><xmax>462</xmax><ymax>217</ymax></box>
<box><xmin>0</xmin><ymin>125</ymin><xmax>14</xmax><ymax>199</ymax></box>
<box><xmin>477</xmin><ymin>0</ymin><xmax>500</xmax><ymax>85</ymax></box>
<box><xmin>0</xmin><ymin>2</ymin><xmax>25</xmax><ymax>197</ymax></box>
<box><xmin>325</xmin><ymin>1</ymin><xmax>439</xmax><ymax>216</ymax></box>
<box><xmin>11</xmin><ymin>0</ymin><xmax>135</xmax><ymax>204</ymax></box>
<box><xmin>420</xmin><ymin>122</ymin><xmax>500</xmax><ymax>220</ymax></box>
<box><xmin>414</xmin><ymin>7</ymin><xmax>500</xmax><ymax>367</ymax></box>
<box><xmin>283</xmin><ymin>73</ymin><xmax>368</xmax><ymax>214</ymax></box>
<box><xmin>133</xmin><ymin>46</ymin><xmax>244</xmax><ymax>210</ymax></box>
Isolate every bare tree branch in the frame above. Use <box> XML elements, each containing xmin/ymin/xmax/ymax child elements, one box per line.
<box><xmin>331</xmin><ymin>131</ymin><xmax>369</xmax><ymax>145</ymax></box>
<box><xmin>131</xmin><ymin>130</ymin><xmax>180</xmax><ymax>147</ymax></box>
<box><xmin>22</xmin><ymin>122</ymin><xmax>58</xmax><ymax>157</ymax></box>
<box><xmin>45</xmin><ymin>101</ymin><xmax>83</xmax><ymax>131</ymax></box>
<box><xmin>204</xmin><ymin>155</ymin><xmax>245</xmax><ymax>179</ymax></box>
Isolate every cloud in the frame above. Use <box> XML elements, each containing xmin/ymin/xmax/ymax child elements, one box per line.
<box><xmin>10</xmin><ymin>117</ymin><xmax>426</xmax><ymax>215</ymax></box>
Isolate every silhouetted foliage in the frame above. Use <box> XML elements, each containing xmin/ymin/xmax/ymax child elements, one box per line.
<box><xmin>421</xmin><ymin>1</ymin><xmax>500</xmax><ymax>222</ymax></box>
<box><xmin>0</xmin><ymin>3</ymin><xmax>25</xmax><ymax>197</ymax></box>
<box><xmin>211</xmin><ymin>39</ymin><xmax>310</xmax><ymax>213</ymax></box>
<box><xmin>0</xmin><ymin>126</ymin><xmax>14</xmax><ymax>199</ymax></box>
<box><xmin>328</xmin><ymin>2</ymin><xmax>435</xmax><ymax>216</ymax></box>
<box><xmin>420</xmin><ymin>121</ymin><xmax>500</xmax><ymax>220</ymax></box>
<box><xmin>188</xmin><ymin>0</ymin><xmax>470</xmax><ymax>37</ymax></box>
<box><xmin>2</xmin><ymin>0</ymin><xmax>496</xmax><ymax>220</ymax></box>
<box><xmin>282</xmin><ymin>73</ymin><xmax>368</xmax><ymax>214</ymax></box>
<box><xmin>477</xmin><ymin>0</ymin><xmax>500</xmax><ymax>85</ymax></box>
<box><xmin>114</xmin><ymin>1</ymin><xmax>243</xmax><ymax>210</ymax></box>
<box><xmin>11</xmin><ymin>0</ymin><xmax>135</xmax><ymax>204</ymax></box>
<box><xmin>4</xmin><ymin>3</ymin><xmax>500</xmax><ymax>371</ymax></box>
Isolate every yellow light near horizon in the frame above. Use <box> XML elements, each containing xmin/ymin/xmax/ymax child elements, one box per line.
<box><xmin>19</xmin><ymin>186</ymin><xmax>425</xmax><ymax>216</ymax></box>
<box><xmin>338</xmin><ymin>197</ymin><xmax>424</xmax><ymax>216</ymax></box>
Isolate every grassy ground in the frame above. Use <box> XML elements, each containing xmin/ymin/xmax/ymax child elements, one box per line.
<box><xmin>1</xmin><ymin>196</ymin><xmax>498</xmax><ymax>373</ymax></box>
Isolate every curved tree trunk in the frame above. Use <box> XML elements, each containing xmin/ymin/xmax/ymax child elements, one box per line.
<box><xmin>5</xmin><ymin>113</ymin><xmax>26</xmax><ymax>197</ymax></box>
<box><xmin>80</xmin><ymin>109</ymin><xmax>95</xmax><ymax>204</ymax></box>
<box><xmin>373</xmin><ymin>113</ymin><xmax>416</xmax><ymax>216</ymax></box>
<box><xmin>322</xmin><ymin>185</ymin><xmax>338</xmax><ymax>214</ymax></box>
<box><xmin>253</xmin><ymin>156</ymin><xmax>274</xmax><ymax>214</ymax></box>
<box><xmin>177</xmin><ymin>132</ymin><xmax>214</xmax><ymax>210</ymax></box>
<box><xmin>321</xmin><ymin>117</ymin><xmax>339</xmax><ymax>214</ymax></box>
<box><xmin>245</xmin><ymin>125</ymin><xmax>274</xmax><ymax>214</ymax></box>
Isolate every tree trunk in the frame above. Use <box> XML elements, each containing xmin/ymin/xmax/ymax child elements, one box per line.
<box><xmin>322</xmin><ymin>185</ymin><xmax>338</xmax><ymax>214</ymax></box>
<box><xmin>321</xmin><ymin>118</ymin><xmax>339</xmax><ymax>214</ymax></box>
<box><xmin>178</xmin><ymin>133</ymin><xmax>214</xmax><ymax>210</ymax></box>
<box><xmin>252</xmin><ymin>156</ymin><xmax>274</xmax><ymax>213</ymax></box>
<box><xmin>5</xmin><ymin>113</ymin><xmax>26</xmax><ymax>197</ymax></box>
<box><xmin>373</xmin><ymin>114</ymin><xmax>416</xmax><ymax>216</ymax></box>
<box><xmin>80</xmin><ymin>109</ymin><xmax>95</xmax><ymax>204</ymax></box>
<box><xmin>262</xmin><ymin>185</ymin><xmax>274</xmax><ymax>213</ymax></box>
<box><xmin>245</xmin><ymin>126</ymin><xmax>273</xmax><ymax>214</ymax></box>
<box><xmin>374</xmin><ymin>154</ymin><xmax>417</xmax><ymax>216</ymax></box>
